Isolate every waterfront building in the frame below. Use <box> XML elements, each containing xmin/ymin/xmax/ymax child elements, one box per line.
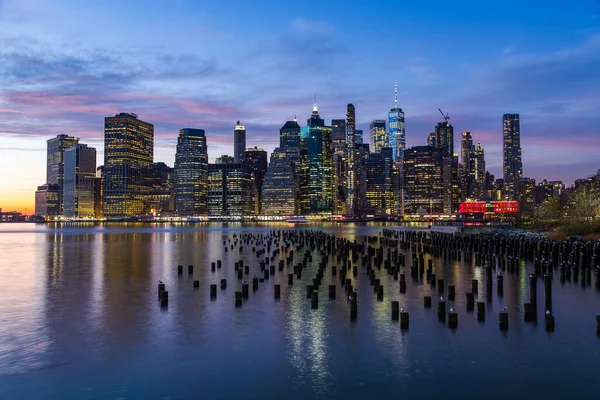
<box><xmin>388</xmin><ymin>83</ymin><xmax>405</xmax><ymax>161</ymax></box>
<box><xmin>103</xmin><ymin>113</ymin><xmax>154</xmax><ymax>217</ymax></box>
<box><xmin>503</xmin><ymin>113</ymin><xmax>522</xmax><ymax>200</ymax></box>
<box><xmin>346</xmin><ymin>104</ymin><xmax>357</xmax><ymax>214</ymax></box>
<box><xmin>298</xmin><ymin>103</ymin><xmax>333</xmax><ymax>215</ymax></box>
<box><xmin>403</xmin><ymin>145</ymin><xmax>444</xmax><ymax>215</ymax></box>
<box><xmin>369</xmin><ymin>120</ymin><xmax>388</xmax><ymax>154</ymax></box>
<box><xmin>63</xmin><ymin>144</ymin><xmax>97</xmax><ymax>218</ymax></box>
<box><xmin>207</xmin><ymin>162</ymin><xmax>253</xmax><ymax>216</ymax></box>
<box><xmin>261</xmin><ymin>147</ymin><xmax>296</xmax><ymax>215</ymax></box>
<box><xmin>148</xmin><ymin>162</ymin><xmax>174</xmax><ymax>215</ymax></box>
<box><xmin>174</xmin><ymin>128</ymin><xmax>208</xmax><ymax>216</ymax></box>
<box><xmin>234</xmin><ymin>121</ymin><xmax>246</xmax><ymax>163</ymax></box>
<box><xmin>332</xmin><ymin>118</ymin><xmax>347</xmax><ymax>214</ymax></box>
<box><xmin>435</xmin><ymin>120</ymin><xmax>454</xmax><ymax>157</ymax></box>
<box><xmin>244</xmin><ymin>147</ymin><xmax>268</xmax><ymax>215</ymax></box>
<box><xmin>46</xmin><ymin>134</ymin><xmax>79</xmax><ymax>214</ymax></box>
<box><xmin>35</xmin><ymin>183</ymin><xmax>60</xmax><ymax>217</ymax></box>
<box><xmin>355</xmin><ymin>143</ymin><xmax>370</xmax><ymax>213</ymax></box>
<box><xmin>364</xmin><ymin>147</ymin><xmax>395</xmax><ymax>215</ymax></box>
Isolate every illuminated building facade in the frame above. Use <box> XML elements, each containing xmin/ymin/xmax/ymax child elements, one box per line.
<box><xmin>244</xmin><ymin>147</ymin><xmax>268</xmax><ymax>215</ymax></box>
<box><xmin>63</xmin><ymin>144</ymin><xmax>97</xmax><ymax>218</ymax></box>
<box><xmin>103</xmin><ymin>113</ymin><xmax>154</xmax><ymax>217</ymax></box>
<box><xmin>207</xmin><ymin>162</ymin><xmax>253</xmax><ymax>216</ymax></box>
<box><xmin>364</xmin><ymin>147</ymin><xmax>395</xmax><ymax>215</ymax></box>
<box><xmin>174</xmin><ymin>128</ymin><xmax>208</xmax><ymax>216</ymax></box>
<box><xmin>403</xmin><ymin>146</ymin><xmax>444</xmax><ymax>215</ymax></box>
<box><xmin>369</xmin><ymin>120</ymin><xmax>388</xmax><ymax>154</ymax></box>
<box><xmin>46</xmin><ymin>134</ymin><xmax>79</xmax><ymax>214</ymax></box>
<box><xmin>503</xmin><ymin>113</ymin><xmax>522</xmax><ymax>200</ymax></box>
<box><xmin>262</xmin><ymin>147</ymin><xmax>296</xmax><ymax>215</ymax></box>
<box><xmin>299</xmin><ymin>103</ymin><xmax>333</xmax><ymax>215</ymax></box>
<box><xmin>234</xmin><ymin>121</ymin><xmax>246</xmax><ymax>163</ymax></box>
<box><xmin>388</xmin><ymin>83</ymin><xmax>405</xmax><ymax>161</ymax></box>
<box><xmin>280</xmin><ymin>119</ymin><xmax>301</xmax><ymax>164</ymax></box>
<box><xmin>332</xmin><ymin>119</ymin><xmax>347</xmax><ymax>214</ymax></box>
<box><xmin>346</xmin><ymin>104</ymin><xmax>357</xmax><ymax>214</ymax></box>
<box><xmin>355</xmin><ymin>143</ymin><xmax>370</xmax><ymax>212</ymax></box>
<box><xmin>35</xmin><ymin>183</ymin><xmax>60</xmax><ymax>217</ymax></box>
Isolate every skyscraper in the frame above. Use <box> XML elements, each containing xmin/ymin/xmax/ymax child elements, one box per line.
<box><xmin>234</xmin><ymin>121</ymin><xmax>246</xmax><ymax>163</ymax></box>
<box><xmin>63</xmin><ymin>144</ymin><xmax>97</xmax><ymax>218</ymax></box>
<box><xmin>174</xmin><ymin>128</ymin><xmax>208</xmax><ymax>216</ymax></box>
<box><xmin>475</xmin><ymin>141</ymin><xmax>485</xmax><ymax>187</ymax></box>
<box><xmin>369</xmin><ymin>120</ymin><xmax>388</xmax><ymax>154</ymax></box>
<box><xmin>355</xmin><ymin>129</ymin><xmax>364</xmax><ymax>145</ymax></box>
<box><xmin>503</xmin><ymin>113</ymin><xmax>522</xmax><ymax>201</ymax></box>
<box><xmin>332</xmin><ymin>119</ymin><xmax>347</xmax><ymax>214</ymax></box>
<box><xmin>149</xmin><ymin>162</ymin><xmax>174</xmax><ymax>215</ymax></box>
<box><xmin>299</xmin><ymin>103</ymin><xmax>333</xmax><ymax>215</ymax></box>
<box><xmin>262</xmin><ymin>147</ymin><xmax>296</xmax><ymax>216</ymax></box>
<box><xmin>103</xmin><ymin>113</ymin><xmax>154</xmax><ymax>217</ymax></box>
<box><xmin>207</xmin><ymin>162</ymin><xmax>253</xmax><ymax>216</ymax></box>
<box><xmin>244</xmin><ymin>147</ymin><xmax>268</xmax><ymax>215</ymax></box>
<box><xmin>35</xmin><ymin>183</ymin><xmax>60</xmax><ymax>218</ymax></box>
<box><xmin>46</xmin><ymin>134</ymin><xmax>79</xmax><ymax>214</ymax></box>
<box><xmin>435</xmin><ymin>120</ymin><xmax>454</xmax><ymax>157</ymax></box>
<box><xmin>280</xmin><ymin>119</ymin><xmax>301</xmax><ymax>163</ymax></box>
<box><xmin>388</xmin><ymin>83</ymin><xmax>406</xmax><ymax>161</ymax></box>
<box><xmin>403</xmin><ymin>146</ymin><xmax>444</xmax><ymax>215</ymax></box>
<box><xmin>346</xmin><ymin>104</ymin><xmax>357</xmax><ymax>214</ymax></box>
<box><xmin>364</xmin><ymin>147</ymin><xmax>395</xmax><ymax>215</ymax></box>
<box><xmin>460</xmin><ymin>131</ymin><xmax>473</xmax><ymax>169</ymax></box>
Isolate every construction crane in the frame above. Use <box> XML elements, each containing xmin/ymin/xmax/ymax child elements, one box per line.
<box><xmin>438</xmin><ymin>108</ymin><xmax>450</xmax><ymax>123</ymax></box>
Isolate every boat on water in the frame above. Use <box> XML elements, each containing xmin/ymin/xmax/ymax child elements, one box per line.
<box><xmin>285</xmin><ymin>216</ymin><xmax>309</xmax><ymax>223</ymax></box>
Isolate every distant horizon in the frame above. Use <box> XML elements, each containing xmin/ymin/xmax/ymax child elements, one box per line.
<box><xmin>1</xmin><ymin>0</ymin><xmax>599</xmax><ymax>212</ymax></box>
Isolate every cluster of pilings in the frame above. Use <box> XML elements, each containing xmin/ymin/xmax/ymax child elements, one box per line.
<box><xmin>158</xmin><ymin>228</ymin><xmax>600</xmax><ymax>335</ymax></box>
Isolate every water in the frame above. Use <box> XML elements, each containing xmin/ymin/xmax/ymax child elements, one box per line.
<box><xmin>0</xmin><ymin>223</ymin><xmax>598</xmax><ymax>399</ymax></box>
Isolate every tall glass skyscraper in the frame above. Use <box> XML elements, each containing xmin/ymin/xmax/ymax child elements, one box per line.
<box><xmin>174</xmin><ymin>128</ymin><xmax>208</xmax><ymax>216</ymax></box>
<box><xmin>503</xmin><ymin>113</ymin><xmax>522</xmax><ymax>201</ymax></box>
<box><xmin>63</xmin><ymin>144</ymin><xmax>97</xmax><ymax>218</ymax></box>
<box><xmin>435</xmin><ymin>120</ymin><xmax>454</xmax><ymax>157</ymax></box>
<box><xmin>234</xmin><ymin>121</ymin><xmax>246</xmax><ymax>163</ymax></box>
<box><xmin>244</xmin><ymin>147</ymin><xmax>268</xmax><ymax>215</ymax></box>
<box><xmin>369</xmin><ymin>120</ymin><xmax>387</xmax><ymax>154</ymax></box>
<box><xmin>279</xmin><ymin>119</ymin><xmax>301</xmax><ymax>164</ymax></box>
<box><xmin>388</xmin><ymin>83</ymin><xmax>405</xmax><ymax>161</ymax></box>
<box><xmin>299</xmin><ymin>103</ymin><xmax>333</xmax><ymax>215</ymax></box>
<box><xmin>262</xmin><ymin>147</ymin><xmax>296</xmax><ymax>215</ymax></box>
<box><xmin>46</xmin><ymin>134</ymin><xmax>79</xmax><ymax>214</ymax></box>
<box><xmin>346</xmin><ymin>104</ymin><xmax>356</xmax><ymax>214</ymax></box>
<box><xmin>103</xmin><ymin>113</ymin><xmax>154</xmax><ymax>217</ymax></box>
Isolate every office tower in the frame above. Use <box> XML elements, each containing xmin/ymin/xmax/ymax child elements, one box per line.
<box><xmin>262</xmin><ymin>147</ymin><xmax>296</xmax><ymax>215</ymax></box>
<box><xmin>346</xmin><ymin>104</ymin><xmax>357</xmax><ymax>214</ymax></box>
<box><xmin>503</xmin><ymin>113</ymin><xmax>522</xmax><ymax>200</ymax></box>
<box><xmin>280</xmin><ymin>119</ymin><xmax>301</xmax><ymax>163</ymax></box>
<box><xmin>35</xmin><ymin>183</ymin><xmax>60</xmax><ymax>217</ymax></box>
<box><xmin>403</xmin><ymin>146</ymin><xmax>444</xmax><ymax>215</ymax></box>
<box><xmin>460</xmin><ymin>132</ymin><xmax>473</xmax><ymax>169</ymax></box>
<box><xmin>149</xmin><ymin>162</ymin><xmax>174</xmax><ymax>215</ymax></box>
<box><xmin>519</xmin><ymin>177</ymin><xmax>536</xmax><ymax>216</ymax></box>
<box><xmin>174</xmin><ymin>128</ymin><xmax>208</xmax><ymax>216</ymax></box>
<box><xmin>354</xmin><ymin>143</ymin><xmax>370</xmax><ymax>213</ymax></box>
<box><xmin>46</xmin><ymin>134</ymin><xmax>79</xmax><ymax>214</ymax></box>
<box><xmin>244</xmin><ymin>147</ymin><xmax>268</xmax><ymax>215</ymax></box>
<box><xmin>475</xmin><ymin>141</ymin><xmax>485</xmax><ymax>186</ymax></box>
<box><xmin>435</xmin><ymin>120</ymin><xmax>454</xmax><ymax>157</ymax></box>
<box><xmin>388</xmin><ymin>83</ymin><xmax>406</xmax><ymax>161</ymax></box>
<box><xmin>207</xmin><ymin>162</ymin><xmax>253</xmax><ymax>216</ymax></box>
<box><xmin>369</xmin><ymin>120</ymin><xmax>388</xmax><ymax>154</ymax></box>
<box><xmin>299</xmin><ymin>103</ymin><xmax>333</xmax><ymax>215</ymax></box>
<box><xmin>63</xmin><ymin>144</ymin><xmax>97</xmax><ymax>218</ymax></box>
<box><xmin>234</xmin><ymin>121</ymin><xmax>246</xmax><ymax>163</ymax></box>
<box><xmin>103</xmin><ymin>113</ymin><xmax>154</xmax><ymax>217</ymax></box>
<box><xmin>364</xmin><ymin>147</ymin><xmax>395</xmax><ymax>215</ymax></box>
<box><xmin>355</xmin><ymin>129</ymin><xmax>364</xmax><ymax>145</ymax></box>
<box><xmin>94</xmin><ymin>177</ymin><xmax>103</xmax><ymax>218</ymax></box>
<box><xmin>332</xmin><ymin>119</ymin><xmax>347</xmax><ymax>214</ymax></box>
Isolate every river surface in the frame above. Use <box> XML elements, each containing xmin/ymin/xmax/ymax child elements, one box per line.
<box><xmin>0</xmin><ymin>223</ymin><xmax>598</xmax><ymax>399</ymax></box>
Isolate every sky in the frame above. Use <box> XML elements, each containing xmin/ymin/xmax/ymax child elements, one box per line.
<box><xmin>1</xmin><ymin>0</ymin><xmax>599</xmax><ymax>213</ymax></box>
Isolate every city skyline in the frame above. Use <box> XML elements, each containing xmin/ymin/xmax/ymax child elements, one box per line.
<box><xmin>1</xmin><ymin>0</ymin><xmax>600</xmax><ymax>212</ymax></box>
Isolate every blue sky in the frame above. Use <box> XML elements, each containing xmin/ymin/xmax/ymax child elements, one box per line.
<box><xmin>1</xmin><ymin>0</ymin><xmax>599</xmax><ymax>211</ymax></box>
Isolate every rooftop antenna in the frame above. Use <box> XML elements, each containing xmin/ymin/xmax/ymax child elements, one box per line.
<box><xmin>394</xmin><ymin>82</ymin><xmax>398</xmax><ymax>108</ymax></box>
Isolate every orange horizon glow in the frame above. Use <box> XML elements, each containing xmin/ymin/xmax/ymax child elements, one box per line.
<box><xmin>0</xmin><ymin>195</ymin><xmax>35</xmax><ymax>215</ymax></box>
